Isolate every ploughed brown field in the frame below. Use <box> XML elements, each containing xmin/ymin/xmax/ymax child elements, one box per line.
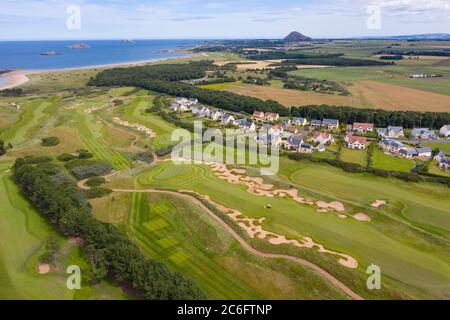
<box><xmin>222</xmin><ymin>81</ymin><xmax>450</xmax><ymax>112</ymax></box>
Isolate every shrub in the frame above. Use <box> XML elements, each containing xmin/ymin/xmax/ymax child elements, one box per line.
<box><xmin>57</xmin><ymin>153</ymin><xmax>78</xmax><ymax>162</ymax></box>
<box><xmin>41</xmin><ymin>136</ymin><xmax>60</xmax><ymax>147</ymax></box>
<box><xmin>77</xmin><ymin>149</ymin><xmax>94</xmax><ymax>159</ymax></box>
<box><xmin>85</xmin><ymin>187</ymin><xmax>112</xmax><ymax>199</ymax></box>
<box><xmin>133</xmin><ymin>152</ymin><xmax>154</xmax><ymax>163</ymax></box>
<box><xmin>86</xmin><ymin>176</ymin><xmax>107</xmax><ymax>187</ymax></box>
<box><xmin>66</xmin><ymin>159</ymin><xmax>113</xmax><ymax>180</ymax></box>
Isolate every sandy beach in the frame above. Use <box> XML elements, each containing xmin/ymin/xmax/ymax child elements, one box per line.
<box><xmin>0</xmin><ymin>70</ymin><xmax>30</xmax><ymax>90</ymax></box>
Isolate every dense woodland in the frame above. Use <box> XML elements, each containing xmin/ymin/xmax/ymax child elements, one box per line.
<box><xmin>13</xmin><ymin>159</ymin><xmax>205</xmax><ymax>300</ymax></box>
<box><xmin>89</xmin><ymin>62</ymin><xmax>289</xmax><ymax>116</ymax></box>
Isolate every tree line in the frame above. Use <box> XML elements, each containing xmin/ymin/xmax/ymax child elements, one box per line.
<box><xmin>291</xmin><ymin>105</ymin><xmax>450</xmax><ymax>129</ymax></box>
<box><xmin>13</xmin><ymin>159</ymin><xmax>205</xmax><ymax>300</ymax></box>
<box><xmin>89</xmin><ymin>66</ymin><xmax>289</xmax><ymax>116</ymax></box>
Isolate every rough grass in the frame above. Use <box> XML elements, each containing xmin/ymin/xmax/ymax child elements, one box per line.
<box><xmin>135</xmin><ymin>160</ymin><xmax>450</xmax><ymax>299</ymax></box>
<box><xmin>0</xmin><ymin>163</ymin><xmax>126</xmax><ymax>300</ymax></box>
<box><xmin>372</xmin><ymin>148</ymin><xmax>416</xmax><ymax>172</ymax></box>
<box><xmin>122</xmin><ymin>191</ymin><xmax>346</xmax><ymax>299</ymax></box>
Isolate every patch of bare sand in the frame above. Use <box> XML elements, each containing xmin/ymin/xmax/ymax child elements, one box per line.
<box><xmin>316</xmin><ymin>201</ymin><xmax>345</xmax><ymax>212</ymax></box>
<box><xmin>353</xmin><ymin>213</ymin><xmax>371</xmax><ymax>222</ymax></box>
<box><xmin>371</xmin><ymin>200</ymin><xmax>387</xmax><ymax>208</ymax></box>
<box><xmin>181</xmin><ymin>190</ymin><xmax>358</xmax><ymax>269</ymax></box>
<box><xmin>38</xmin><ymin>263</ymin><xmax>50</xmax><ymax>274</ymax></box>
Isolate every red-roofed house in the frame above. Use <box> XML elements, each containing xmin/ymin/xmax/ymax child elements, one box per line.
<box><xmin>252</xmin><ymin>111</ymin><xmax>265</xmax><ymax>122</ymax></box>
<box><xmin>312</xmin><ymin>132</ymin><xmax>334</xmax><ymax>145</ymax></box>
<box><xmin>345</xmin><ymin>135</ymin><xmax>367</xmax><ymax>150</ymax></box>
<box><xmin>351</xmin><ymin>122</ymin><xmax>374</xmax><ymax>133</ymax></box>
<box><xmin>265</xmin><ymin>112</ymin><xmax>280</xmax><ymax>123</ymax></box>
<box><xmin>269</xmin><ymin>125</ymin><xmax>284</xmax><ymax>136</ymax></box>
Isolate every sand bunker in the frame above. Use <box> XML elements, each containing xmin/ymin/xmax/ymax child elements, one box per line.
<box><xmin>353</xmin><ymin>213</ymin><xmax>371</xmax><ymax>222</ymax></box>
<box><xmin>181</xmin><ymin>190</ymin><xmax>358</xmax><ymax>269</ymax></box>
<box><xmin>316</xmin><ymin>201</ymin><xmax>345</xmax><ymax>212</ymax></box>
<box><xmin>38</xmin><ymin>263</ymin><xmax>50</xmax><ymax>274</ymax></box>
<box><xmin>112</xmin><ymin>117</ymin><xmax>156</xmax><ymax>138</ymax></box>
<box><xmin>371</xmin><ymin>200</ymin><xmax>387</xmax><ymax>208</ymax></box>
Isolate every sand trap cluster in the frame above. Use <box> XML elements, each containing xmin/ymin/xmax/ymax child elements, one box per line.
<box><xmin>38</xmin><ymin>263</ymin><xmax>50</xmax><ymax>274</ymax></box>
<box><xmin>181</xmin><ymin>190</ymin><xmax>358</xmax><ymax>269</ymax></box>
<box><xmin>353</xmin><ymin>213</ymin><xmax>372</xmax><ymax>222</ymax></box>
<box><xmin>206</xmin><ymin>163</ymin><xmax>354</xmax><ymax>216</ymax></box>
<box><xmin>112</xmin><ymin>117</ymin><xmax>156</xmax><ymax>138</ymax></box>
<box><xmin>371</xmin><ymin>200</ymin><xmax>387</xmax><ymax>208</ymax></box>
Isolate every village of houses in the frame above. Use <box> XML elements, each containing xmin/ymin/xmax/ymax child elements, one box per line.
<box><xmin>171</xmin><ymin>97</ymin><xmax>450</xmax><ymax>173</ymax></box>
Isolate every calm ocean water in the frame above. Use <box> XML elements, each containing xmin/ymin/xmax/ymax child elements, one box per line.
<box><xmin>0</xmin><ymin>40</ymin><xmax>202</xmax><ymax>71</ymax></box>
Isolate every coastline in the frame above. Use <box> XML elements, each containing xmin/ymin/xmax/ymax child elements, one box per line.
<box><xmin>0</xmin><ymin>51</ymin><xmax>202</xmax><ymax>91</ymax></box>
<box><xmin>0</xmin><ymin>70</ymin><xmax>30</xmax><ymax>90</ymax></box>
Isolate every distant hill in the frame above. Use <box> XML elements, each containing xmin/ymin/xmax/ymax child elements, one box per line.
<box><xmin>283</xmin><ymin>31</ymin><xmax>312</xmax><ymax>42</ymax></box>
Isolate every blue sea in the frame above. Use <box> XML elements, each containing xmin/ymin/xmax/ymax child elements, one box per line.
<box><xmin>0</xmin><ymin>39</ymin><xmax>202</xmax><ymax>71</ymax></box>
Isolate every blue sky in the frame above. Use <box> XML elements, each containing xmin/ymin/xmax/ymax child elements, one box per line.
<box><xmin>1</xmin><ymin>0</ymin><xmax>450</xmax><ymax>40</ymax></box>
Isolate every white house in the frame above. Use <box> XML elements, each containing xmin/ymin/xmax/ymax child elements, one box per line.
<box><xmin>438</xmin><ymin>157</ymin><xmax>450</xmax><ymax>171</ymax></box>
<box><xmin>322</xmin><ymin>119</ymin><xmax>340</xmax><ymax>130</ymax></box>
<box><xmin>416</xmin><ymin>147</ymin><xmax>432</xmax><ymax>158</ymax></box>
<box><xmin>399</xmin><ymin>148</ymin><xmax>418</xmax><ymax>158</ymax></box>
<box><xmin>268</xmin><ymin>125</ymin><xmax>283</xmax><ymax>136</ymax></box>
<box><xmin>379</xmin><ymin>139</ymin><xmax>404</xmax><ymax>154</ymax></box>
<box><xmin>345</xmin><ymin>135</ymin><xmax>367</xmax><ymax>150</ymax></box>
<box><xmin>434</xmin><ymin>151</ymin><xmax>447</xmax><ymax>162</ymax></box>
<box><xmin>265</xmin><ymin>112</ymin><xmax>280</xmax><ymax>123</ymax></box>
<box><xmin>440</xmin><ymin>125</ymin><xmax>450</xmax><ymax>137</ymax></box>
<box><xmin>292</xmin><ymin>118</ymin><xmax>308</xmax><ymax>126</ymax></box>
<box><xmin>285</xmin><ymin>136</ymin><xmax>304</xmax><ymax>151</ymax></box>
<box><xmin>410</xmin><ymin>128</ymin><xmax>437</xmax><ymax>140</ymax></box>
<box><xmin>312</xmin><ymin>132</ymin><xmax>334</xmax><ymax>145</ymax></box>
<box><xmin>252</xmin><ymin>111</ymin><xmax>265</xmax><ymax>122</ymax></box>
<box><xmin>351</xmin><ymin>122</ymin><xmax>374</xmax><ymax>133</ymax></box>
<box><xmin>170</xmin><ymin>103</ymin><xmax>190</xmax><ymax>112</ymax></box>
<box><xmin>210</xmin><ymin>110</ymin><xmax>224</xmax><ymax>121</ymax></box>
<box><xmin>221</xmin><ymin>114</ymin><xmax>236</xmax><ymax>125</ymax></box>
<box><xmin>234</xmin><ymin>119</ymin><xmax>256</xmax><ymax>133</ymax></box>
<box><xmin>378</xmin><ymin>126</ymin><xmax>404</xmax><ymax>138</ymax></box>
